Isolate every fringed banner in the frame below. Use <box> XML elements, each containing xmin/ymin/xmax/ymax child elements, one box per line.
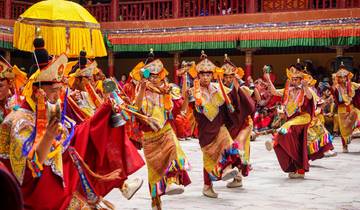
<box><xmin>0</xmin><ymin>30</ymin><xmax>14</xmax><ymax>49</ymax></box>
<box><xmin>105</xmin><ymin>18</ymin><xmax>360</xmax><ymax>52</ymax></box>
<box><xmin>107</xmin><ymin>25</ymin><xmax>360</xmax><ymax>45</ymax></box>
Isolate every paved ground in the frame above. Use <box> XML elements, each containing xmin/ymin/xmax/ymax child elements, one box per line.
<box><xmin>105</xmin><ymin>135</ymin><xmax>360</xmax><ymax>210</ymax></box>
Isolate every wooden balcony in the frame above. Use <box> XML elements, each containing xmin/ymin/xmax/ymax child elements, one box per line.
<box><xmin>11</xmin><ymin>0</ymin><xmax>32</xmax><ymax>19</ymax></box>
<box><xmin>0</xmin><ymin>0</ymin><xmax>359</xmax><ymax>22</ymax></box>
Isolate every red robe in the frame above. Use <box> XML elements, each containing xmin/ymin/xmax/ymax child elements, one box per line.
<box><xmin>273</xmin><ymin>97</ymin><xmax>314</xmax><ymax>173</ymax></box>
<box><xmin>1</xmin><ymin>103</ymin><xmax>144</xmax><ymax>209</ymax></box>
<box><xmin>226</xmin><ymin>87</ymin><xmax>256</xmax><ymax>138</ymax></box>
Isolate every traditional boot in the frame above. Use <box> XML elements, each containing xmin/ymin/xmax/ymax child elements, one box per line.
<box><xmin>165</xmin><ymin>184</ymin><xmax>184</xmax><ymax>195</ymax></box>
<box><xmin>221</xmin><ymin>166</ymin><xmax>239</xmax><ymax>181</ymax></box>
<box><xmin>288</xmin><ymin>169</ymin><xmax>305</xmax><ymax>179</ymax></box>
<box><xmin>324</xmin><ymin>150</ymin><xmax>337</xmax><ymax>157</ymax></box>
<box><xmin>202</xmin><ymin>185</ymin><xmax>218</xmax><ymax>198</ymax></box>
<box><xmin>265</xmin><ymin>140</ymin><xmax>274</xmax><ymax>151</ymax></box>
<box><xmin>120</xmin><ymin>178</ymin><xmax>143</xmax><ymax>200</ymax></box>
<box><xmin>226</xmin><ymin>174</ymin><xmax>243</xmax><ymax>188</ymax></box>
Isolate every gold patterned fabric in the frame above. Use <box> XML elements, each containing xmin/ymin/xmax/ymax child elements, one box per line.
<box><xmin>141</xmin><ymin>89</ymin><xmax>174</xmax><ymax>129</ymax></box>
<box><xmin>67</xmin><ymin>191</ymin><xmax>91</xmax><ymax>210</ymax></box>
<box><xmin>221</xmin><ymin>63</ymin><xmax>237</xmax><ymax>75</ymax></box>
<box><xmin>35</xmin><ymin>54</ymin><xmax>68</xmax><ymax>83</ymax></box>
<box><xmin>71</xmin><ymin>90</ymin><xmax>97</xmax><ymax>117</ymax></box>
<box><xmin>202</xmin><ymin>125</ymin><xmax>233</xmax><ymax>175</ymax></box>
<box><xmin>191</xmin><ymin>83</ymin><xmax>230</xmax><ymax>122</ymax></box>
<box><xmin>0</xmin><ymin>107</ymin><xmax>70</xmax><ymax>185</ymax></box>
<box><xmin>196</xmin><ymin>58</ymin><xmax>216</xmax><ymax>73</ymax></box>
<box><xmin>143</xmin><ymin>124</ymin><xmax>186</xmax><ymax>184</ymax></box>
<box><xmin>334</xmin><ymin>82</ymin><xmax>360</xmax><ymax>106</ymax></box>
<box><xmin>337</xmin><ymin>104</ymin><xmax>360</xmax><ymax>145</ymax></box>
<box><xmin>142</xmin><ymin>59</ymin><xmax>164</xmax><ymax>75</ymax></box>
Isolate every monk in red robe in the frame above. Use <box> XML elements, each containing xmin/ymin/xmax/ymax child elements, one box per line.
<box><xmin>185</xmin><ymin>51</ymin><xmax>249</xmax><ymax>198</ymax></box>
<box><xmin>264</xmin><ymin>61</ymin><xmax>316</xmax><ymax>179</ymax></box>
<box><xmin>221</xmin><ymin>54</ymin><xmax>256</xmax><ymax>187</ymax></box>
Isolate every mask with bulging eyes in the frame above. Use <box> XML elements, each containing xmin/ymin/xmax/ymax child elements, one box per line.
<box><xmin>46</xmin><ymin>99</ymin><xmax>62</xmax><ymax>122</ymax></box>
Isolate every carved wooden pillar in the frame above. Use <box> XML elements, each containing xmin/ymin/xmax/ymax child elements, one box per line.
<box><xmin>173</xmin><ymin>51</ymin><xmax>181</xmax><ymax>84</ymax></box>
<box><xmin>244</xmin><ymin>49</ymin><xmax>256</xmax><ymax>79</ymax></box>
<box><xmin>173</xmin><ymin>0</ymin><xmax>180</xmax><ymax>18</ymax></box>
<box><xmin>4</xmin><ymin>0</ymin><xmax>11</xmax><ymax>19</ymax></box>
<box><xmin>111</xmin><ymin>0</ymin><xmax>119</xmax><ymax>21</ymax></box>
<box><xmin>335</xmin><ymin>46</ymin><xmax>344</xmax><ymax>57</ymax></box>
<box><xmin>108</xmin><ymin>50</ymin><xmax>114</xmax><ymax>77</ymax></box>
<box><xmin>246</xmin><ymin>0</ymin><xmax>257</xmax><ymax>13</ymax></box>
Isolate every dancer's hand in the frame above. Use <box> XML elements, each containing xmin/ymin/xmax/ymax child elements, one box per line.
<box><xmin>263</xmin><ymin>73</ymin><xmax>270</xmax><ymax>82</ymax></box>
<box><xmin>70</xmin><ymin>90</ymin><xmax>81</xmax><ymax>102</ymax></box>
<box><xmin>44</xmin><ymin>117</ymin><xmax>62</xmax><ymax>141</ymax></box>
<box><xmin>301</xmin><ymin>79</ymin><xmax>309</xmax><ymax>87</ymax></box>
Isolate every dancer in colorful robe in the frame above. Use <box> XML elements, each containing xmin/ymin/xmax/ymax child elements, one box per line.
<box><xmin>318</xmin><ymin>81</ymin><xmax>337</xmax><ymax>134</ymax></box>
<box><xmin>306</xmin><ymin>76</ymin><xmax>336</xmax><ymax>160</ymax></box>
<box><xmin>134</xmin><ymin>54</ymin><xmax>191</xmax><ymax>210</ymax></box>
<box><xmin>264</xmin><ymin>61</ymin><xmax>316</xmax><ymax>178</ymax></box>
<box><xmin>174</xmin><ymin>61</ymin><xmax>198</xmax><ymax>140</ymax></box>
<box><xmin>331</xmin><ymin>63</ymin><xmax>360</xmax><ymax>153</ymax></box>
<box><xmin>68</xmin><ymin>54</ymin><xmax>102</xmax><ymax>121</ymax></box>
<box><xmin>186</xmin><ymin>51</ymin><xmax>247</xmax><ymax>198</ymax></box>
<box><xmin>220</xmin><ymin>54</ymin><xmax>256</xmax><ymax>188</ymax></box>
<box><xmin>0</xmin><ymin>37</ymin><xmax>144</xmax><ymax>209</ymax></box>
<box><xmin>0</xmin><ymin>58</ymin><xmax>27</xmax><ymax>123</ymax></box>
<box><xmin>253</xmin><ymin>66</ymin><xmax>281</xmax><ymax>134</ymax></box>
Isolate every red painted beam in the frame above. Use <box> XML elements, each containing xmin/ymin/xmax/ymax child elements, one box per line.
<box><xmin>101</xmin><ymin>8</ymin><xmax>360</xmax><ymax>30</ymax></box>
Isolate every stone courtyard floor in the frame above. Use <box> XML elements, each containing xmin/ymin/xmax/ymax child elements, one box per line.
<box><xmin>105</xmin><ymin>135</ymin><xmax>360</xmax><ymax>210</ymax></box>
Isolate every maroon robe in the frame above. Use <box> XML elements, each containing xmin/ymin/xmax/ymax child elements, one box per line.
<box><xmin>226</xmin><ymin>87</ymin><xmax>256</xmax><ymax>138</ymax></box>
<box><xmin>273</xmin><ymin>97</ymin><xmax>314</xmax><ymax>173</ymax></box>
<box><xmin>193</xmin><ymin>103</ymin><xmax>229</xmax><ymax>148</ymax></box>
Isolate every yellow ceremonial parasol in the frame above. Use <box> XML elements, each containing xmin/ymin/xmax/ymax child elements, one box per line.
<box><xmin>13</xmin><ymin>0</ymin><xmax>107</xmax><ymax>58</ymax></box>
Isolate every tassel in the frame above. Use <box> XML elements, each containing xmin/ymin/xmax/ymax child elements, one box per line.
<box><xmin>193</xmin><ymin>79</ymin><xmax>202</xmax><ymax>107</ymax></box>
<box><xmin>22</xmin><ymin>127</ymin><xmax>37</xmax><ymax>156</ymax></box>
<box><xmin>84</xmin><ymin>81</ymin><xmax>103</xmax><ymax>108</ymax></box>
<box><xmin>217</xmin><ymin>77</ymin><xmax>234</xmax><ymax>113</ymax></box>
<box><xmin>62</xmin><ymin>117</ymin><xmax>75</xmax><ymax>147</ymax></box>
<box><xmin>99</xmin><ymin>197</ymin><xmax>115</xmax><ymax>210</ymax></box>
<box><xmin>69</xmin><ymin>147</ymin><xmax>122</xmax><ymax>181</ymax></box>
<box><xmin>168</xmin><ymin>111</ymin><xmax>173</xmax><ymax>120</ymax></box>
<box><xmin>227</xmin><ymin>104</ymin><xmax>235</xmax><ymax>113</ymax></box>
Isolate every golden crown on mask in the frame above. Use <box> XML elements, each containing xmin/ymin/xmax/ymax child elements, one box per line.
<box><xmin>333</xmin><ymin>61</ymin><xmax>353</xmax><ymax>79</ymax></box>
<box><xmin>286</xmin><ymin>58</ymin><xmax>316</xmax><ymax>86</ymax></box>
<box><xmin>220</xmin><ymin>54</ymin><xmax>244</xmax><ymax>79</ymax></box>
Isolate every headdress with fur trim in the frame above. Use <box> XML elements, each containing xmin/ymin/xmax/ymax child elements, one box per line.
<box><xmin>334</xmin><ymin>61</ymin><xmax>353</xmax><ymax>79</ymax></box>
<box><xmin>286</xmin><ymin>58</ymin><xmax>316</xmax><ymax>85</ymax></box>
<box><xmin>286</xmin><ymin>58</ymin><xmax>306</xmax><ymax>79</ymax></box>
<box><xmin>131</xmin><ymin>49</ymin><xmax>168</xmax><ymax>81</ymax></box>
<box><xmin>195</xmin><ymin>50</ymin><xmax>216</xmax><ymax>74</ymax></box>
<box><xmin>332</xmin><ymin>62</ymin><xmax>353</xmax><ymax>101</ymax></box>
<box><xmin>22</xmin><ymin>50</ymin><xmax>68</xmax><ymax>111</ymax></box>
<box><xmin>221</xmin><ymin>54</ymin><xmax>245</xmax><ymax>79</ymax></box>
<box><xmin>68</xmin><ymin>60</ymin><xmax>98</xmax><ymax>87</ymax></box>
<box><xmin>0</xmin><ymin>58</ymin><xmax>27</xmax><ymax>95</ymax></box>
<box><xmin>0</xmin><ymin>60</ymin><xmax>14</xmax><ymax>80</ymax></box>
<box><xmin>140</xmin><ymin>59</ymin><xmax>168</xmax><ymax>80</ymax></box>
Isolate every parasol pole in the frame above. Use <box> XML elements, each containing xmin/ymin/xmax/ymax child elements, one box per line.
<box><xmin>0</xmin><ymin>55</ymin><xmax>12</xmax><ymax>67</ymax></box>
